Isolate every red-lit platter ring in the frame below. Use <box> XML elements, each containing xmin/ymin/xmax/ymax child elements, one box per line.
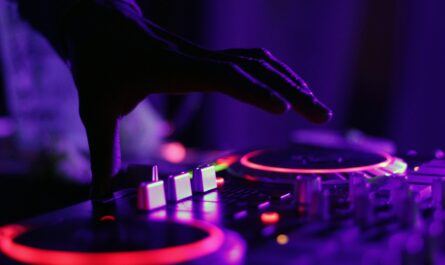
<box><xmin>0</xmin><ymin>220</ymin><xmax>225</xmax><ymax>265</ymax></box>
<box><xmin>240</xmin><ymin>149</ymin><xmax>394</xmax><ymax>174</ymax></box>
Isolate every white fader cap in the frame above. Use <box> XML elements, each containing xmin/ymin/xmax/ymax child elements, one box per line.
<box><xmin>166</xmin><ymin>172</ymin><xmax>193</xmax><ymax>202</ymax></box>
<box><xmin>192</xmin><ymin>164</ymin><xmax>217</xmax><ymax>193</ymax></box>
<box><xmin>137</xmin><ymin>165</ymin><xmax>167</xmax><ymax>211</ymax></box>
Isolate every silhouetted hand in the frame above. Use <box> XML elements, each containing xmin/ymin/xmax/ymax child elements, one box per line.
<box><xmin>64</xmin><ymin>0</ymin><xmax>332</xmax><ymax>199</ymax></box>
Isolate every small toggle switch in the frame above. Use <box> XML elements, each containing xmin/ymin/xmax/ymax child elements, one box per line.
<box><xmin>151</xmin><ymin>165</ymin><xmax>159</xmax><ymax>182</ymax></box>
<box><xmin>166</xmin><ymin>172</ymin><xmax>193</xmax><ymax>202</ymax></box>
<box><xmin>137</xmin><ymin>165</ymin><xmax>166</xmax><ymax>211</ymax></box>
<box><xmin>192</xmin><ymin>164</ymin><xmax>217</xmax><ymax>193</ymax></box>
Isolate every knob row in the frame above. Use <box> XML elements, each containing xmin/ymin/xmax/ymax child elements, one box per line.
<box><xmin>137</xmin><ymin>164</ymin><xmax>218</xmax><ymax>211</ymax></box>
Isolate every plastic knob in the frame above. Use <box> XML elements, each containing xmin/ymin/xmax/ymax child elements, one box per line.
<box><xmin>192</xmin><ymin>164</ymin><xmax>217</xmax><ymax>193</ymax></box>
<box><xmin>166</xmin><ymin>172</ymin><xmax>193</xmax><ymax>202</ymax></box>
<box><xmin>137</xmin><ymin>181</ymin><xmax>166</xmax><ymax>211</ymax></box>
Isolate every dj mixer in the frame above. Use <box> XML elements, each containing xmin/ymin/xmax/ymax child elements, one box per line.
<box><xmin>1</xmin><ymin>143</ymin><xmax>445</xmax><ymax>265</ymax></box>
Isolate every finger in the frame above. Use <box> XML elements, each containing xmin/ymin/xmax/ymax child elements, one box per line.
<box><xmin>78</xmin><ymin>99</ymin><xmax>121</xmax><ymax>200</ymax></box>
<box><xmin>223</xmin><ymin>56</ymin><xmax>332</xmax><ymax>123</ymax></box>
<box><xmin>138</xmin><ymin>19</ymin><xmax>324</xmax><ymax>120</ymax></box>
<box><xmin>219</xmin><ymin>64</ymin><xmax>291</xmax><ymax>114</ymax></box>
<box><xmin>141</xmin><ymin>18</ymin><xmax>212</xmax><ymax>57</ymax></box>
<box><xmin>156</xmin><ymin>55</ymin><xmax>289</xmax><ymax>114</ymax></box>
<box><xmin>223</xmin><ymin>48</ymin><xmax>311</xmax><ymax>93</ymax></box>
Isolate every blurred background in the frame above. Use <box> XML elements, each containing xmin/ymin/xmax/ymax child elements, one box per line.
<box><xmin>0</xmin><ymin>0</ymin><xmax>444</xmax><ymax>224</ymax></box>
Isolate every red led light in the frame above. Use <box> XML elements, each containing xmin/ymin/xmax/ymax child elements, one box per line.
<box><xmin>241</xmin><ymin>150</ymin><xmax>393</xmax><ymax>174</ymax></box>
<box><xmin>99</xmin><ymin>216</ymin><xmax>116</xmax><ymax>222</ymax></box>
<box><xmin>243</xmin><ymin>174</ymin><xmax>259</xmax><ymax>182</ymax></box>
<box><xmin>0</xmin><ymin>220</ymin><xmax>224</xmax><ymax>265</ymax></box>
<box><xmin>261</xmin><ymin>212</ymin><xmax>280</xmax><ymax>225</ymax></box>
<box><xmin>216</xmin><ymin>177</ymin><xmax>225</xmax><ymax>188</ymax></box>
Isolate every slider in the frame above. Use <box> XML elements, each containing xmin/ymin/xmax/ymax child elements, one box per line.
<box><xmin>166</xmin><ymin>172</ymin><xmax>193</xmax><ymax>202</ymax></box>
<box><xmin>192</xmin><ymin>164</ymin><xmax>218</xmax><ymax>193</ymax></box>
<box><xmin>137</xmin><ymin>165</ymin><xmax>167</xmax><ymax>211</ymax></box>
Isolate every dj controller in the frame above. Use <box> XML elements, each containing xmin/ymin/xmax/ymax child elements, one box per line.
<box><xmin>1</xmin><ymin>143</ymin><xmax>445</xmax><ymax>264</ymax></box>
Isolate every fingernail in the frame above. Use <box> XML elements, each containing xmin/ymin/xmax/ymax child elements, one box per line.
<box><xmin>310</xmin><ymin>100</ymin><xmax>333</xmax><ymax>123</ymax></box>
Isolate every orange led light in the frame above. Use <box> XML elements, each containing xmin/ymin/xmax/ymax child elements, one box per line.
<box><xmin>276</xmin><ymin>234</ymin><xmax>289</xmax><ymax>245</ymax></box>
<box><xmin>261</xmin><ymin>212</ymin><xmax>280</xmax><ymax>225</ymax></box>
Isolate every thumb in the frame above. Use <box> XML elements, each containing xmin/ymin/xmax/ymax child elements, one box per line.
<box><xmin>79</xmin><ymin>100</ymin><xmax>122</xmax><ymax>200</ymax></box>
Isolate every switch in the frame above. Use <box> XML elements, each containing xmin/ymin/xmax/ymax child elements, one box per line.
<box><xmin>166</xmin><ymin>172</ymin><xmax>193</xmax><ymax>202</ymax></box>
<box><xmin>192</xmin><ymin>165</ymin><xmax>217</xmax><ymax>193</ymax></box>
<box><xmin>151</xmin><ymin>165</ymin><xmax>159</xmax><ymax>182</ymax></box>
<box><xmin>137</xmin><ymin>181</ymin><xmax>166</xmax><ymax>211</ymax></box>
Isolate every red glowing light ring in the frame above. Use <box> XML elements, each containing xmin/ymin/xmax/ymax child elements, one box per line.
<box><xmin>240</xmin><ymin>149</ymin><xmax>394</xmax><ymax>174</ymax></box>
<box><xmin>0</xmin><ymin>220</ymin><xmax>224</xmax><ymax>265</ymax></box>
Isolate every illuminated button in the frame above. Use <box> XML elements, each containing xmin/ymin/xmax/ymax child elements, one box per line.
<box><xmin>276</xmin><ymin>234</ymin><xmax>289</xmax><ymax>245</ymax></box>
<box><xmin>137</xmin><ymin>181</ymin><xmax>166</xmax><ymax>211</ymax></box>
<box><xmin>192</xmin><ymin>165</ymin><xmax>217</xmax><ymax>193</ymax></box>
<box><xmin>261</xmin><ymin>212</ymin><xmax>280</xmax><ymax>225</ymax></box>
<box><xmin>216</xmin><ymin>177</ymin><xmax>225</xmax><ymax>188</ymax></box>
<box><xmin>233</xmin><ymin>210</ymin><xmax>248</xmax><ymax>220</ymax></box>
<box><xmin>166</xmin><ymin>172</ymin><xmax>193</xmax><ymax>202</ymax></box>
<box><xmin>385</xmin><ymin>158</ymin><xmax>408</xmax><ymax>175</ymax></box>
